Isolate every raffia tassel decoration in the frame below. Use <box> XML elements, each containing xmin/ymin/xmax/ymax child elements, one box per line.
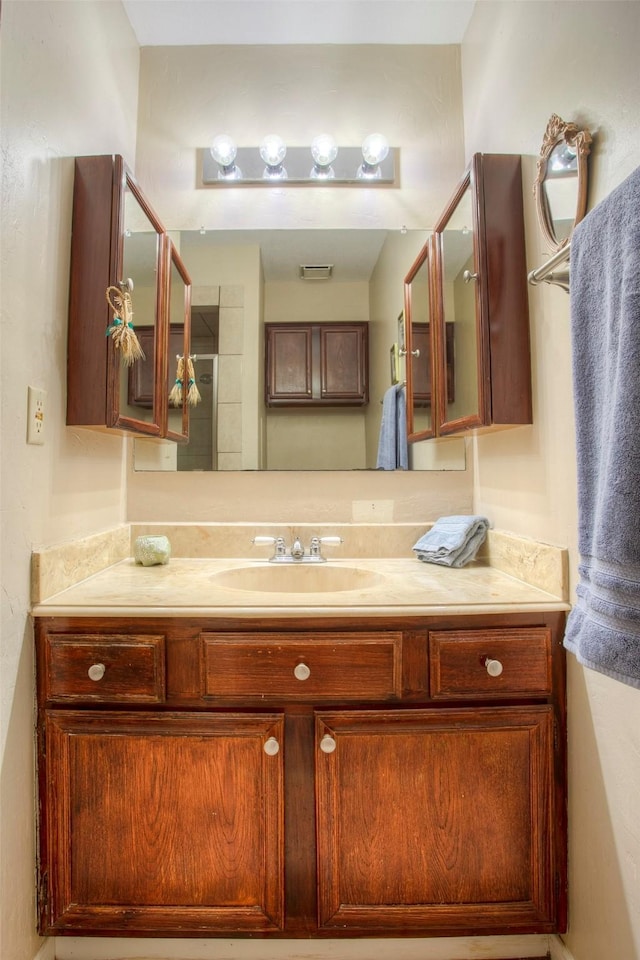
<box><xmin>186</xmin><ymin>356</ymin><xmax>201</xmax><ymax>406</ymax></box>
<box><xmin>105</xmin><ymin>286</ymin><xmax>145</xmax><ymax>365</ymax></box>
<box><xmin>169</xmin><ymin>355</ymin><xmax>185</xmax><ymax>407</ymax></box>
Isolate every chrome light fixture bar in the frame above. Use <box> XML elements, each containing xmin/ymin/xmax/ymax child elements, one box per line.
<box><xmin>202</xmin><ymin>134</ymin><xmax>395</xmax><ymax>185</ymax></box>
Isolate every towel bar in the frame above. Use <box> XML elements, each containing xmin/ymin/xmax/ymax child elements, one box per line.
<box><xmin>528</xmin><ymin>242</ymin><xmax>571</xmax><ymax>293</ymax></box>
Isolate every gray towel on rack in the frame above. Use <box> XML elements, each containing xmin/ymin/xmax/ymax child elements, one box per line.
<box><xmin>412</xmin><ymin>515</ymin><xmax>489</xmax><ymax>568</ymax></box>
<box><xmin>376</xmin><ymin>383</ymin><xmax>408</xmax><ymax>470</ymax></box>
<box><xmin>563</xmin><ymin>164</ymin><xmax>640</xmax><ymax>689</ymax></box>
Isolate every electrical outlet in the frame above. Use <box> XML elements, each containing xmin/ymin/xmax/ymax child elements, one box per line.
<box><xmin>27</xmin><ymin>386</ymin><xmax>46</xmax><ymax>445</ymax></box>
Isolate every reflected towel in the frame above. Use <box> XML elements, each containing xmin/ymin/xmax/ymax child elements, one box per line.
<box><xmin>563</xmin><ymin>163</ymin><xmax>640</xmax><ymax>689</ymax></box>
<box><xmin>412</xmin><ymin>515</ymin><xmax>489</xmax><ymax>568</ymax></box>
<box><xmin>376</xmin><ymin>383</ymin><xmax>408</xmax><ymax>470</ymax></box>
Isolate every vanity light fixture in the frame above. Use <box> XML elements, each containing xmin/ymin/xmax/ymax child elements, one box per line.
<box><xmin>202</xmin><ymin>134</ymin><xmax>395</xmax><ymax>186</ymax></box>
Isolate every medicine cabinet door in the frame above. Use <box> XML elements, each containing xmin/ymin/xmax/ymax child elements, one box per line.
<box><xmin>433</xmin><ymin>163</ymin><xmax>488</xmax><ymax>434</ymax></box>
<box><xmin>404</xmin><ymin>237</ymin><xmax>435</xmax><ymax>441</ymax></box>
<box><xmin>110</xmin><ymin>163</ymin><xmax>166</xmax><ymax>436</ymax></box>
<box><xmin>165</xmin><ymin>240</ymin><xmax>192</xmax><ymax>443</ymax></box>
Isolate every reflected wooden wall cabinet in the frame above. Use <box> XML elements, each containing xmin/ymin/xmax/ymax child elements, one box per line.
<box><xmin>265</xmin><ymin>322</ymin><xmax>369</xmax><ymax>407</ymax></box>
<box><xmin>66</xmin><ymin>155</ymin><xmax>192</xmax><ymax>439</ymax></box>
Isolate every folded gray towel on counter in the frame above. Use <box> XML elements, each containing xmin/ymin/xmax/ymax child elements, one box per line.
<box><xmin>412</xmin><ymin>515</ymin><xmax>489</xmax><ymax>568</ymax></box>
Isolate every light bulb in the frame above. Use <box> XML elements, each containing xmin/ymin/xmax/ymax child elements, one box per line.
<box><xmin>357</xmin><ymin>133</ymin><xmax>390</xmax><ymax>179</ymax></box>
<box><xmin>311</xmin><ymin>134</ymin><xmax>338</xmax><ymax>168</ymax></box>
<box><xmin>310</xmin><ymin>134</ymin><xmax>338</xmax><ymax>180</ymax></box>
<box><xmin>260</xmin><ymin>134</ymin><xmax>287</xmax><ymax>179</ymax></box>
<box><xmin>210</xmin><ymin>134</ymin><xmax>242</xmax><ymax>179</ymax></box>
<box><xmin>362</xmin><ymin>133</ymin><xmax>389</xmax><ymax>166</ymax></box>
<box><xmin>211</xmin><ymin>134</ymin><xmax>236</xmax><ymax>166</ymax></box>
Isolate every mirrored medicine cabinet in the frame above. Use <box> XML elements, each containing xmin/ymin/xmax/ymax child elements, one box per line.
<box><xmin>404</xmin><ymin>153</ymin><xmax>532</xmax><ymax>439</ymax></box>
<box><xmin>67</xmin><ymin>155</ymin><xmax>192</xmax><ymax>439</ymax></box>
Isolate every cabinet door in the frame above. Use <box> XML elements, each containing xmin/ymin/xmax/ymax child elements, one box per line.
<box><xmin>315</xmin><ymin>706</ymin><xmax>557</xmax><ymax>933</ymax></box>
<box><xmin>404</xmin><ymin>238</ymin><xmax>435</xmax><ymax>440</ymax></box>
<box><xmin>40</xmin><ymin>711</ymin><xmax>284</xmax><ymax>934</ymax></box>
<box><xmin>164</xmin><ymin>240</ymin><xmax>192</xmax><ymax>443</ymax></box>
<box><xmin>434</xmin><ymin>168</ymin><xmax>486</xmax><ymax>433</ymax></box>
<box><xmin>433</xmin><ymin>154</ymin><xmax>531</xmax><ymax>435</ymax></box>
<box><xmin>319</xmin><ymin>324</ymin><xmax>368</xmax><ymax>403</ymax></box>
<box><xmin>265</xmin><ymin>325</ymin><xmax>313</xmax><ymax>403</ymax></box>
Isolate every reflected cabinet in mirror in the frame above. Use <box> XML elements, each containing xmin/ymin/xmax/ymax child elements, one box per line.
<box><xmin>67</xmin><ymin>156</ymin><xmax>191</xmax><ymax>439</ymax></box>
<box><xmin>430</xmin><ymin>154</ymin><xmax>532</xmax><ymax>435</ymax></box>
<box><xmin>533</xmin><ymin>114</ymin><xmax>592</xmax><ymax>253</ymax></box>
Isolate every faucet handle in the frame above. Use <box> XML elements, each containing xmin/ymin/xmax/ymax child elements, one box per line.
<box><xmin>252</xmin><ymin>536</ymin><xmax>286</xmax><ymax>559</ymax></box>
<box><xmin>309</xmin><ymin>536</ymin><xmax>344</xmax><ymax>559</ymax></box>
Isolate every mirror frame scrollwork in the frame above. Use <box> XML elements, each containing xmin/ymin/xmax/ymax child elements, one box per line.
<box><xmin>533</xmin><ymin>113</ymin><xmax>592</xmax><ymax>253</ymax></box>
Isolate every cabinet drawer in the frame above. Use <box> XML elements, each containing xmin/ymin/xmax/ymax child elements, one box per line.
<box><xmin>44</xmin><ymin>635</ymin><xmax>166</xmax><ymax>703</ymax></box>
<box><xmin>429</xmin><ymin>628</ymin><xmax>552</xmax><ymax>699</ymax></box>
<box><xmin>201</xmin><ymin>632</ymin><xmax>402</xmax><ymax>701</ymax></box>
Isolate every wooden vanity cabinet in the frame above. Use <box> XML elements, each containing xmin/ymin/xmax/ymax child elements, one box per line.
<box><xmin>35</xmin><ymin>612</ymin><xmax>566</xmax><ymax>939</ymax></box>
<box><xmin>67</xmin><ymin>155</ymin><xmax>191</xmax><ymax>438</ymax></box>
<box><xmin>265</xmin><ymin>322</ymin><xmax>369</xmax><ymax>406</ymax></box>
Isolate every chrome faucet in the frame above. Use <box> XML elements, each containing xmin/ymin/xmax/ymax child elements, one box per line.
<box><xmin>252</xmin><ymin>535</ymin><xmax>343</xmax><ymax>563</ymax></box>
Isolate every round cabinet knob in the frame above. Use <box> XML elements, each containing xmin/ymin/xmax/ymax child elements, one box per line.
<box><xmin>485</xmin><ymin>658</ymin><xmax>504</xmax><ymax>677</ymax></box>
<box><xmin>263</xmin><ymin>737</ymin><xmax>280</xmax><ymax>756</ymax></box>
<box><xmin>87</xmin><ymin>663</ymin><xmax>106</xmax><ymax>682</ymax></box>
<box><xmin>293</xmin><ymin>662</ymin><xmax>311</xmax><ymax>681</ymax></box>
<box><xmin>320</xmin><ymin>734</ymin><xmax>337</xmax><ymax>754</ymax></box>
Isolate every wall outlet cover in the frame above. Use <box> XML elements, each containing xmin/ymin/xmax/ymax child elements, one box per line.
<box><xmin>27</xmin><ymin>386</ymin><xmax>46</xmax><ymax>445</ymax></box>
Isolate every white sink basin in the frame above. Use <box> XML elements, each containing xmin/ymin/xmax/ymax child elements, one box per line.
<box><xmin>211</xmin><ymin>564</ymin><xmax>385</xmax><ymax>594</ymax></box>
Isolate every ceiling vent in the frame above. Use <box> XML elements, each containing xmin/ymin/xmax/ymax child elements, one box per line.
<box><xmin>299</xmin><ymin>264</ymin><xmax>333</xmax><ymax>281</ymax></box>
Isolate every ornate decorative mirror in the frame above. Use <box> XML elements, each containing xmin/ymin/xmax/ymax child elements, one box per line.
<box><xmin>533</xmin><ymin>114</ymin><xmax>592</xmax><ymax>252</ymax></box>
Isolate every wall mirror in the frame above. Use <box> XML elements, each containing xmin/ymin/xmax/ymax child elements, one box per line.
<box><xmin>133</xmin><ymin>228</ymin><xmax>466</xmax><ymax>472</ymax></box>
<box><xmin>533</xmin><ymin>113</ymin><xmax>592</xmax><ymax>252</ymax></box>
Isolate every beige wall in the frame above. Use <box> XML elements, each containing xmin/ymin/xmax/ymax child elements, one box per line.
<box><xmin>0</xmin><ymin>4</ymin><xmax>140</xmax><ymax>959</ymax></box>
<box><xmin>461</xmin><ymin>3</ymin><xmax>640</xmax><ymax>959</ymax></box>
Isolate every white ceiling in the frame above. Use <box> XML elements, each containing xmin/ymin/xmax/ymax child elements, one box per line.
<box><xmin>122</xmin><ymin>0</ymin><xmax>476</xmax><ymax>46</ymax></box>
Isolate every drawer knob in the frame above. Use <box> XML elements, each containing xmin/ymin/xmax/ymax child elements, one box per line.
<box><xmin>263</xmin><ymin>736</ymin><xmax>280</xmax><ymax>756</ymax></box>
<box><xmin>87</xmin><ymin>663</ymin><xmax>106</xmax><ymax>682</ymax></box>
<box><xmin>320</xmin><ymin>734</ymin><xmax>337</xmax><ymax>754</ymax></box>
<box><xmin>293</xmin><ymin>662</ymin><xmax>311</xmax><ymax>681</ymax></box>
<box><xmin>485</xmin><ymin>657</ymin><xmax>504</xmax><ymax>677</ymax></box>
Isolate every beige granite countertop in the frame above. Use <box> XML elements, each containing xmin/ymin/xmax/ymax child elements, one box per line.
<box><xmin>31</xmin><ymin>526</ymin><xmax>570</xmax><ymax>618</ymax></box>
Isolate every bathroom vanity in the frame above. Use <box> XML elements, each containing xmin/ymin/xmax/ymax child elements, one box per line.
<box><xmin>33</xmin><ymin>535</ymin><xmax>568</xmax><ymax>940</ymax></box>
